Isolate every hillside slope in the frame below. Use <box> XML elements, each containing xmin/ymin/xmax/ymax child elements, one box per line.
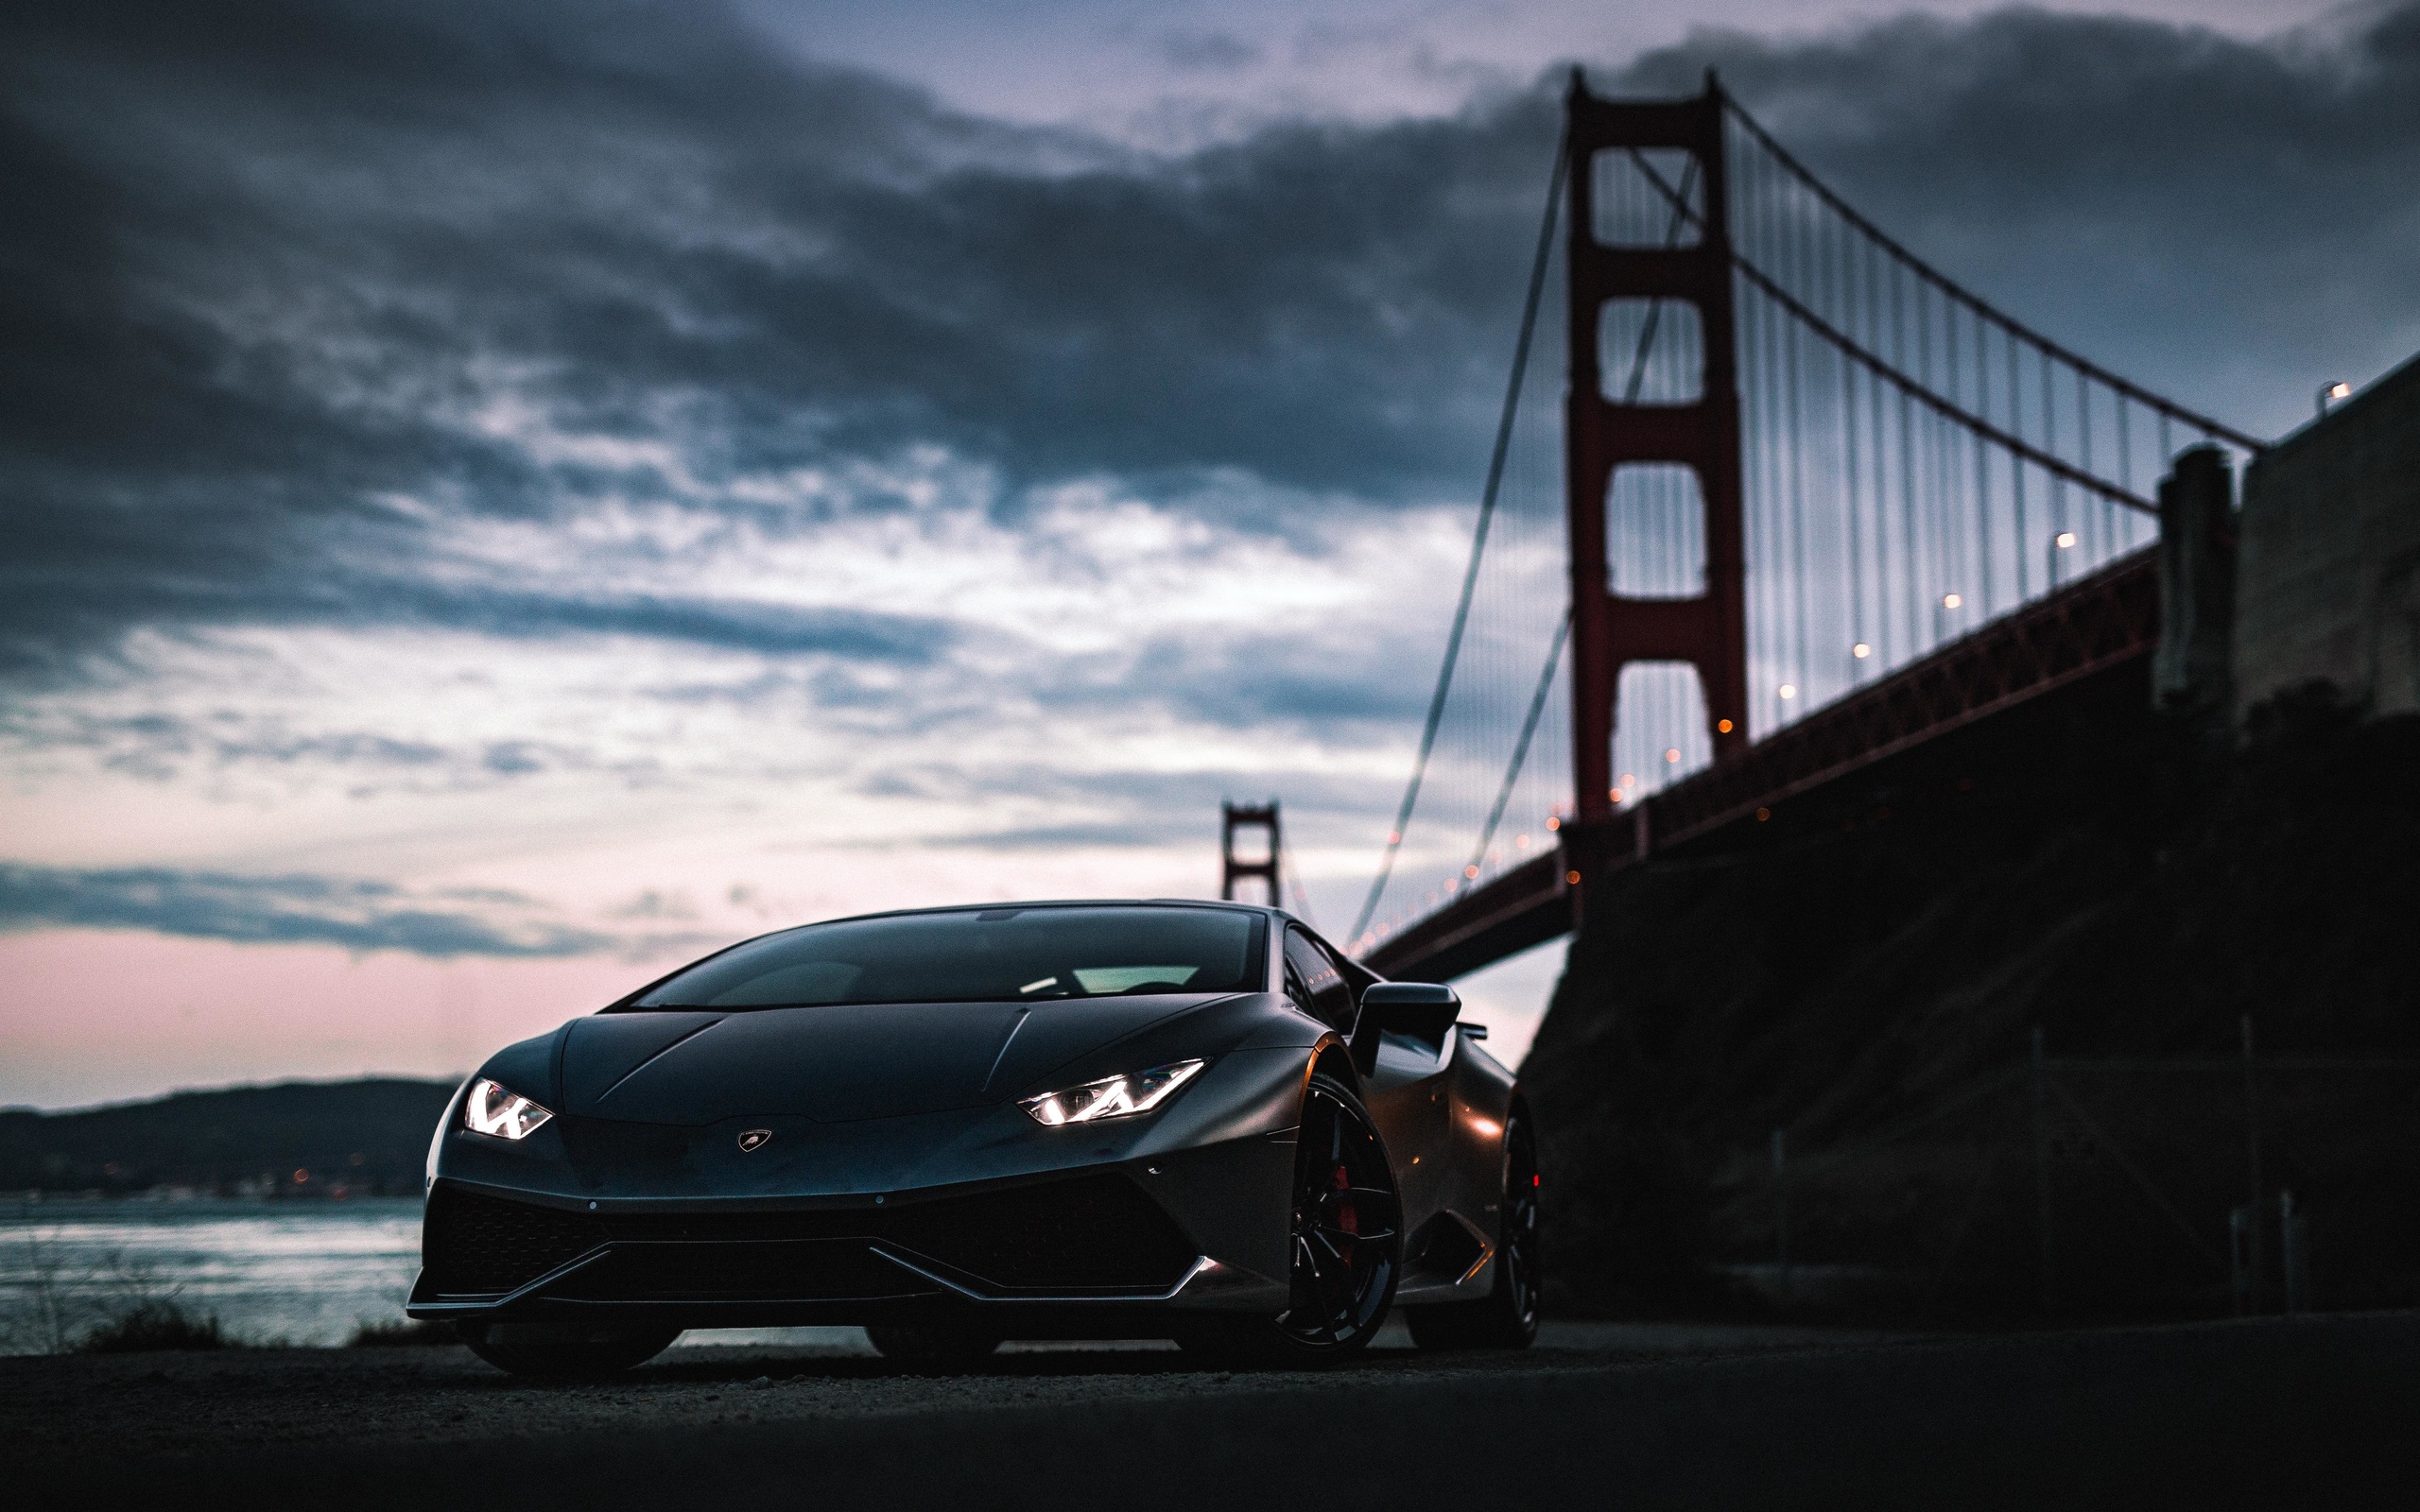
<box><xmin>0</xmin><ymin>1078</ymin><xmax>458</xmax><ymax>1194</ymax></box>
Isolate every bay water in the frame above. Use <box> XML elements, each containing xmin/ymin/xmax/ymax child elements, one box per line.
<box><xmin>0</xmin><ymin>1195</ymin><xmax>860</xmax><ymax>1353</ymax></box>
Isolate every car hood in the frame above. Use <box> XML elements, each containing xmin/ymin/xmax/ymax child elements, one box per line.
<box><xmin>556</xmin><ymin>994</ymin><xmax>1230</xmax><ymax>1125</ymax></box>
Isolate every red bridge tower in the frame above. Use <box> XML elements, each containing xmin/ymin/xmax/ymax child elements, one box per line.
<box><xmin>1564</xmin><ymin>74</ymin><xmax>1750</xmax><ymax>835</ymax></box>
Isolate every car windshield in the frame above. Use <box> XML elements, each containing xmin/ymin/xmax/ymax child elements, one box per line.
<box><xmin>617</xmin><ymin>905</ymin><xmax>1268</xmax><ymax>1011</ymax></box>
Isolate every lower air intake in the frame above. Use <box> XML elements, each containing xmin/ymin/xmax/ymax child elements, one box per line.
<box><xmin>423</xmin><ymin>1188</ymin><xmax>604</xmax><ymax>1297</ymax></box>
<box><xmin>421</xmin><ymin>1171</ymin><xmax>1198</xmax><ymax>1302</ymax></box>
<box><xmin>881</xmin><ymin>1173</ymin><xmax>1198</xmax><ymax>1292</ymax></box>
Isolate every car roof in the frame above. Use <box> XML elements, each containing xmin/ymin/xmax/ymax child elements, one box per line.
<box><xmin>794</xmin><ymin>898</ymin><xmax>1288</xmax><ymax>930</ymax></box>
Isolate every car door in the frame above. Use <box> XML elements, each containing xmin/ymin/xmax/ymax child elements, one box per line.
<box><xmin>1288</xmin><ymin>927</ymin><xmax>1452</xmax><ymax>1223</ymax></box>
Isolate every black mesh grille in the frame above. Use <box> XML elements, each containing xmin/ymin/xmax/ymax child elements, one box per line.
<box><xmin>423</xmin><ymin>1188</ymin><xmax>605</xmax><ymax>1296</ymax></box>
<box><xmin>884</xmin><ymin>1173</ymin><xmax>1198</xmax><ymax>1291</ymax></box>
<box><xmin>601</xmin><ymin>1208</ymin><xmax>866</xmax><ymax>1244</ymax></box>
<box><xmin>423</xmin><ymin>1171</ymin><xmax>1196</xmax><ymax>1301</ymax></box>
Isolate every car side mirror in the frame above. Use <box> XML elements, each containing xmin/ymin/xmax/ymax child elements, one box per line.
<box><xmin>1352</xmin><ymin>982</ymin><xmax>1461</xmax><ymax>1073</ymax></box>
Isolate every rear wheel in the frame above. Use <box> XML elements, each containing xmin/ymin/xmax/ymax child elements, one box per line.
<box><xmin>1180</xmin><ymin>1072</ymin><xmax>1400</xmax><ymax>1367</ymax></box>
<box><xmin>458</xmin><ymin>1319</ymin><xmax>681</xmax><ymax>1377</ymax></box>
<box><xmin>865</xmin><ymin>1323</ymin><xmax>1003</xmax><ymax>1365</ymax></box>
<box><xmin>1407</xmin><ymin>1110</ymin><xmax>1540</xmax><ymax>1350</ymax></box>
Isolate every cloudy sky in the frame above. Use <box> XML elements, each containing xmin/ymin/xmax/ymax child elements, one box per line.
<box><xmin>5</xmin><ymin>0</ymin><xmax>2415</xmax><ymax>1108</ymax></box>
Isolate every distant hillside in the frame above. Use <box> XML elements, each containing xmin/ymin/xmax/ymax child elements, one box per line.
<box><xmin>0</xmin><ymin>1077</ymin><xmax>459</xmax><ymax>1195</ymax></box>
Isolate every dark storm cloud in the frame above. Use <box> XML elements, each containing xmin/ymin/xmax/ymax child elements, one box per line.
<box><xmin>380</xmin><ymin>584</ymin><xmax>955</xmax><ymax>662</ymax></box>
<box><xmin>0</xmin><ymin>865</ymin><xmax>614</xmax><ymax>957</ymax></box>
<box><xmin>1</xmin><ymin>0</ymin><xmax>1548</xmax><ymax>681</ymax></box>
<box><xmin>1614</xmin><ymin>5</ymin><xmax>2420</xmax><ymax>416</ymax></box>
<box><xmin>3</xmin><ymin>0</ymin><xmax>2416</xmax><ymax>692</ymax></box>
<box><xmin>7</xmin><ymin>707</ymin><xmax>653</xmax><ymax>791</ymax></box>
<box><xmin>9</xmin><ymin>710</ymin><xmax>453</xmax><ymax>784</ymax></box>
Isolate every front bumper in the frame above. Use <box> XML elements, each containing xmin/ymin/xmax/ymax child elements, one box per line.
<box><xmin>406</xmin><ymin>1133</ymin><xmax>1296</xmax><ymax>1332</ymax></box>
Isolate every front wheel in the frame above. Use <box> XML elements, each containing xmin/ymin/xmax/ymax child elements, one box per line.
<box><xmin>1181</xmin><ymin>1071</ymin><xmax>1401</xmax><ymax>1367</ymax></box>
<box><xmin>458</xmin><ymin>1318</ymin><xmax>681</xmax><ymax>1377</ymax></box>
<box><xmin>1407</xmin><ymin>1109</ymin><xmax>1540</xmax><ymax>1350</ymax></box>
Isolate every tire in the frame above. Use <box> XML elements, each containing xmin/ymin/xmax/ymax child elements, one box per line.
<box><xmin>1406</xmin><ymin>1108</ymin><xmax>1540</xmax><ymax>1351</ymax></box>
<box><xmin>865</xmin><ymin>1324</ymin><xmax>1003</xmax><ymax>1366</ymax></box>
<box><xmin>457</xmin><ymin>1318</ymin><xmax>681</xmax><ymax>1377</ymax></box>
<box><xmin>1180</xmin><ymin>1071</ymin><xmax>1401</xmax><ymax>1368</ymax></box>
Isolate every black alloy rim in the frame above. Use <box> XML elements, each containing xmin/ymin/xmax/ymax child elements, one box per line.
<box><xmin>1501</xmin><ymin>1118</ymin><xmax>1540</xmax><ymax>1328</ymax></box>
<box><xmin>1280</xmin><ymin>1083</ymin><xmax>1400</xmax><ymax>1346</ymax></box>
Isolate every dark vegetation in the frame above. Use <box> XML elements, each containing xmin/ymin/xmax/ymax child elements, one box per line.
<box><xmin>76</xmin><ymin>1300</ymin><xmax>228</xmax><ymax>1353</ymax></box>
<box><xmin>347</xmin><ymin>1317</ymin><xmax>459</xmax><ymax>1348</ymax></box>
<box><xmin>1526</xmin><ymin>676</ymin><xmax>2420</xmax><ymax>1319</ymax></box>
<box><xmin>0</xmin><ymin>1077</ymin><xmax>458</xmax><ymax>1194</ymax></box>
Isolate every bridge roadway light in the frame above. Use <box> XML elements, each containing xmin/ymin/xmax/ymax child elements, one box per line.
<box><xmin>1777</xmin><ymin>683</ymin><xmax>1797</xmax><ymax>700</ymax></box>
<box><xmin>1664</xmin><ymin>747</ymin><xmax>1681</xmax><ymax>763</ymax></box>
<box><xmin>1934</xmin><ymin>593</ymin><xmax>1963</xmax><ymax>644</ymax></box>
<box><xmin>1853</xmin><ymin>643</ymin><xmax>1872</xmax><ymax>660</ymax></box>
<box><xmin>2319</xmin><ymin>380</ymin><xmax>2351</xmax><ymax>417</ymax></box>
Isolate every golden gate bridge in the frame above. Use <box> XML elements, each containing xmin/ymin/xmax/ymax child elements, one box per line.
<box><xmin>1300</xmin><ymin>72</ymin><xmax>2262</xmax><ymax>982</ymax></box>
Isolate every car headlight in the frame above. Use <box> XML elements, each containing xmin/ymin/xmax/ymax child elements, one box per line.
<box><xmin>1020</xmin><ymin>1059</ymin><xmax>1206</xmax><ymax>1126</ymax></box>
<box><xmin>463</xmin><ymin>1078</ymin><xmax>554</xmax><ymax>1141</ymax></box>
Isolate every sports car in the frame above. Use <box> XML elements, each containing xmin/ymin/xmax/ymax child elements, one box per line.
<box><xmin>407</xmin><ymin>900</ymin><xmax>1539</xmax><ymax>1373</ymax></box>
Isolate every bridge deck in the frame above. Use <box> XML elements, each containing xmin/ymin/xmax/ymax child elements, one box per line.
<box><xmin>1361</xmin><ymin>548</ymin><xmax>2160</xmax><ymax>981</ymax></box>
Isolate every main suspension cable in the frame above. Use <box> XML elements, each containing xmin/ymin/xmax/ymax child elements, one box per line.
<box><xmin>1628</xmin><ymin>150</ymin><xmax>2169</xmax><ymax>514</ymax></box>
<box><xmin>1352</xmin><ymin>123</ymin><xmax>1567</xmax><ymax>948</ymax></box>
<box><xmin>1719</xmin><ymin>89</ymin><xmax>2262</xmax><ymax>453</ymax></box>
<box><xmin>1459</xmin><ymin>610</ymin><xmax>1571</xmax><ymax>892</ymax></box>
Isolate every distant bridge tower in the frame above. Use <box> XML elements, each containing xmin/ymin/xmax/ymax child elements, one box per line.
<box><xmin>1220</xmin><ymin>801</ymin><xmax>1282</xmax><ymax>905</ymax></box>
<box><xmin>1564</xmin><ymin>73</ymin><xmax>1750</xmax><ymax>833</ymax></box>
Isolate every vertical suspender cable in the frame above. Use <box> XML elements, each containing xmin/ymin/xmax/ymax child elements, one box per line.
<box><xmin>1893</xmin><ymin>260</ymin><xmax>1917</xmax><ymax>655</ymax></box>
<box><xmin>2077</xmin><ymin>367</ymin><xmax>2099</xmax><ymax>561</ymax></box>
<box><xmin>1464</xmin><ymin>610</ymin><xmax>1574</xmax><ymax>883</ymax></box>
<box><xmin>2042</xmin><ymin>342</ymin><xmax>2061</xmax><ymax>585</ymax></box>
<box><xmin>1783</xmin><ymin>182</ymin><xmax>1811</xmax><ymax>711</ymax></box>
<box><xmin>1840</xmin><ymin>204</ymin><xmax>1865</xmax><ymax>683</ymax></box>
<box><xmin>2117</xmin><ymin>395</ymin><xmax>2135</xmax><ymax>552</ymax></box>
<box><xmin>1915</xmin><ymin>279</ymin><xmax>1938</xmax><ymax>636</ymax></box>
<box><xmin>2010</xmin><ymin>330</ymin><xmax>2030</xmax><ymax>601</ymax></box>
<box><xmin>1865</xmin><ymin>235</ymin><xmax>1891</xmax><ymax>666</ymax></box>
<box><xmin>1944</xmin><ymin>284</ymin><xmax>1964</xmax><ymax>618</ymax></box>
<box><xmin>1748</xmin><ymin>181</ymin><xmax>1779</xmax><ymax>733</ymax></box>
<box><xmin>1974</xmin><ymin>306</ymin><xmax>1994</xmax><ymax>615</ymax></box>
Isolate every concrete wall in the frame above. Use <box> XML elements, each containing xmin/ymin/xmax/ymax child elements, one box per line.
<box><xmin>2236</xmin><ymin>352</ymin><xmax>2420</xmax><ymax>721</ymax></box>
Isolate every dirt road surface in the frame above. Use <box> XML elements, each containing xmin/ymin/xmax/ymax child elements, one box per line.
<box><xmin>8</xmin><ymin>1315</ymin><xmax>2415</xmax><ymax>1507</ymax></box>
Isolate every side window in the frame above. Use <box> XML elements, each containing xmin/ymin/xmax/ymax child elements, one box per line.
<box><xmin>1283</xmin><ymin>951</ymin><xmax>1317</xmax><ymax>1018</ymax></box>
<box><xmin>1283</xmin><ymin>928</ymin><xmax>1355</xmax><ymax>1030</ymax></box>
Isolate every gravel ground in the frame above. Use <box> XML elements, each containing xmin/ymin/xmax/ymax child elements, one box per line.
<box><xmin>0</xmin><ymin>1319</ymin><xmax>1883</xmax><ymax>1462</ymax></box>
<box><xmin>8</xmin><ymin>1314</ymin><xmax>2416</xmax><ymax>1507</ymax></box>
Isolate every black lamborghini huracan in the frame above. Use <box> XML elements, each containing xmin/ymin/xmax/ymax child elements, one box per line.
<box><xmin>407</xmin><ymin>900</ymin><xmax>1539</xmax><ymax>1373</ymax></box>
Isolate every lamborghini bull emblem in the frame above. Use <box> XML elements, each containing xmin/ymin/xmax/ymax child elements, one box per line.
<box><xmin>737</xmin><ymin>1128</ymin><xmax>773</xmax><ymax>1154</ymax></box>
